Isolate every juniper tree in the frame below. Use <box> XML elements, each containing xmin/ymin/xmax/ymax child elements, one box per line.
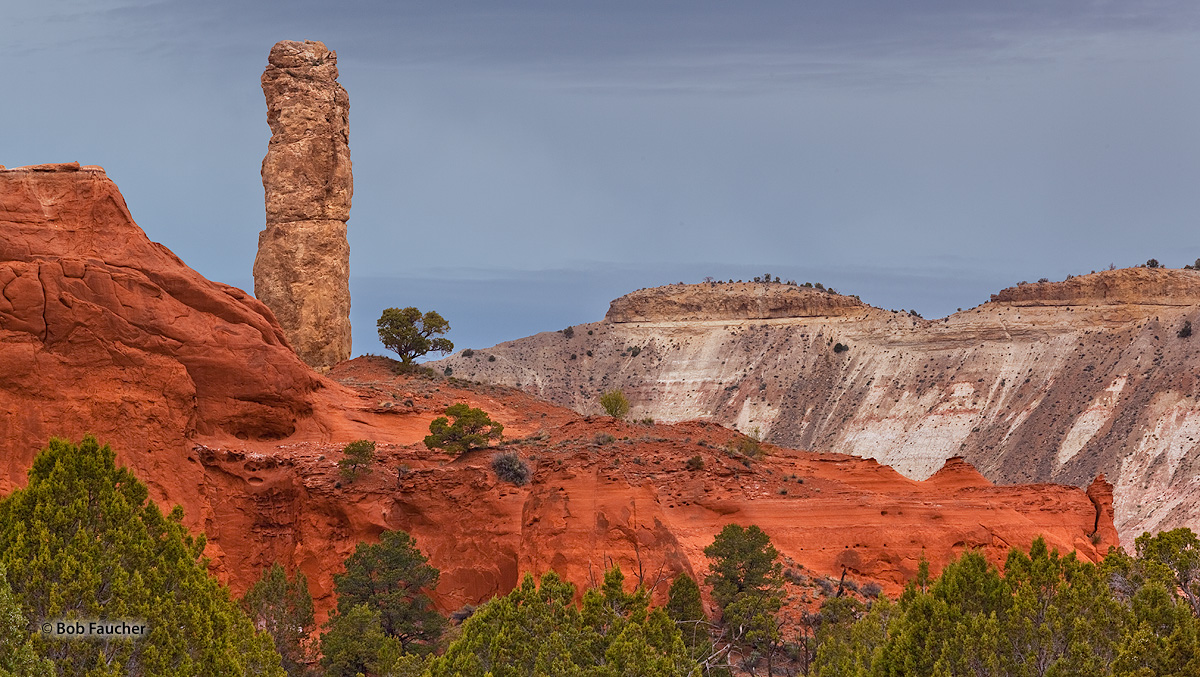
<box><xmin>0</xmin><ymin>436</ymin><xmax>284</xmax><ymax>676</ymax></box>
<box><xmin>338</xmin><ymin>439</ymin><xmax>376</xmax><ymax>481</ymax></box>
<box><xmin>704</xmin><ymin>525</ymin><xmax>784</xmax><ymax>675</ymax></box>
<box><xmin>0</xmin><ymin>564</ymin><xmax>52</xmax><ymax>677</ymax></box>
<box><xmin>320</xmin><ymin>604</ymin><xmax>404</xmax><ymax>677</ymax></box>
<box><xmin>426</xmin><ymin>568</ymin><xmax>701</xmax><ymax>677</ymax></box>
<box><xmin>424</xmin><ymin>404</ymin><xmax>503</xmax><ymax>455</ymax></box>
<box><xmin>331</xmin><ymin>530</ymin><xmax>445</xmax><ymax>655</ymax></box>
<box><xmin>667</xmin><ymin>573</ymin><xmax>716</xmax><ymax>668</ymax></box>
<box><xmin>812</xmin><ymin>536</ymin><xmax>1200</xmax><ymax>677</ymax></box>
<box><xmin>377</xmin><ymin>307</ymin><xmax>453</xmax><ymax>364</ymax></box>
<box><xmin>242</xmin><ymin>563</ymin><xmax>315</xmax><ymax>676</ymax></box>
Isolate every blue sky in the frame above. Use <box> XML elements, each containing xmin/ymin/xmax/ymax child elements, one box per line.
<box><xmin>7</xmin><ymin>1</ymin><xmax>1200</xmax><ymax>355</ymax></box>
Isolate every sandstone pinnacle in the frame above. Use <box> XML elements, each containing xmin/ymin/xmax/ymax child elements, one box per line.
<box><xmin>254</xmin><ymin>39</ymin><xmax>353</xmax><ymax>372</ymax></box>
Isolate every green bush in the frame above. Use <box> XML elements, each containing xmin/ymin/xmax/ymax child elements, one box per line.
<box><xmin>599</xmin><ymin>390</ymin><xmax>631</xmax><ymax>419</ymax></box>
<box><xmin>424</xmin><ymin>404</ymin><xmax>504</xmax><ymax>454</ymax></box>
<box><xmin>734</xmin><ymin>436</ymin><xmax>763</xmax><ymax>458</ymax></box>
<box><xmin>241</xmin><ymin>563</ymin><xmax>315</xmax><ymax>676</ymax></box>
<box><xmin>685</xmin><ymin>455</ymin><xmax>704</xmax><ymax>471</ymax></box>
<box><xmin>812</xmin><ymin>532</ymin><xmax>1200</xmax><ymax>676</ymax></box>
<box><xmin>320</xmin><ymin>604</ymin><xmax>403</xmax><ymax>677</ymax></box>
<box><xmin>426</xmin><ymin>568</ymin><xmax>699</xmax><ymax>677</ymax></box>
<box><xmin>0</xmin><ymin>564</ymin><xmax>52</xmax><ymax>676</ymax></box>
<box><xmin>338</xmin><ymin>439</ymin><xmax>376</xmax><ymax>481</ymax></box>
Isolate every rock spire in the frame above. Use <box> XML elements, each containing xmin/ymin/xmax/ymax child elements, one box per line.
<box><xmin>253</xmin><ymin>39</ymin><xmax>352</xmax><ymax>372</ymax></box>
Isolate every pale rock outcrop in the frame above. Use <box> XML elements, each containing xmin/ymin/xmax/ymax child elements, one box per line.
<box><xmin>606</xmin><ymin>282</ymin><xmax>878</xmax><ymax>323</ymax></box>
<box><xmin>254</xmin><ymin>39</ymin><xmax>352</xmax><ymax>372</ymax></box>
<box><xmin>991</xmin><ymin>267</ymin><xmax>1200</xmax><ymax>307</ymax></box>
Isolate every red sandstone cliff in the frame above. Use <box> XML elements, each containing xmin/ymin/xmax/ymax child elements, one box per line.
<box><xmin>0</xmin><ymin>163</ymin><xmax>323</xmax><ymax>504</ymax></box>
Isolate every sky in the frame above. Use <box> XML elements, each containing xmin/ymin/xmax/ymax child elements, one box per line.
<box><xmin>6</xmin><ymin>1</ymin><xmax>1200</xmax><ymax>355</ymax></box>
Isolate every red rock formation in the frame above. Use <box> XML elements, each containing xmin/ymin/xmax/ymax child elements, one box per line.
<box><xmin>0</xmin><ymin>164</ymin><xmax>323</xmax><ymax>495</ymax></box>
<box><xmin>923</xmin><ymin>456</ymin><xmax>993</xmax><ymax>490</ymax></box>
<box><xmin>0</xmin><ymin>166</ymin><xmax>1118</xmax><ymax>627</ymax></box>
<box><xmin>1087</xmin><ymin>474</ymin><xmax>1120</xmax><ymax>546</ymax></box>
<box><xmin>254</xmin><ymin>40</ymin><xmax>353</xmax><ymax>372</ymax></box>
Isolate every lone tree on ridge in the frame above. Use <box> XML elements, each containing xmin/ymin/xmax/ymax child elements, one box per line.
<box><xmin>377</xmin><ymin>307</ymin><xmax>453</xmax><ymax>364</ymax></box>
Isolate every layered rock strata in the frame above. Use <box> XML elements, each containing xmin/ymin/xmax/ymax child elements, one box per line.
<box><xmin>254</xmin><ymin>39</ymin><xmax>352</xmax><ymax>372</ymax></box>
<box><xmin>438</xmin><ymin>274</ymin><xmax>1200</xmax><ymax>543</ymax></box>
<box><xmin>606</xmin><ymin>282</ymin><xmax>876</xmax><ymax>323</ymax></box>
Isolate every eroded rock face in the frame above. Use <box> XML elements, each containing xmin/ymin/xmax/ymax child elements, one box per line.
<box><xmin>991</xmin><ymin>268</ymin><xmax>1200</xmax><ymax>306</ymax></box>
<box><xmin>439</xmin><ymin>271</ymin><xmax>1200</xmax><ymax>543</ymax></box>
<box><xmin>0</xmin><ymin>163</ymin><xmax>322</xmax><ymax>495</ymax></box>
<box><xmin>254</xmin><ymin>39</ymin><xmax>352</xmax><ymax>372</ymax></box>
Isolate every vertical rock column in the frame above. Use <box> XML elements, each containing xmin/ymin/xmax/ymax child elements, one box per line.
<box><xmin>254</xmin><ymin>40</ymin><xmax>352</xmax><ymax>372</ymax></box>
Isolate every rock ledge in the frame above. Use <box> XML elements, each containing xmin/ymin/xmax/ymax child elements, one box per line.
<box><xmin>606</xmin><ymin>282</ymin><xmax>875</xmax><ymax>323</ymax></box>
